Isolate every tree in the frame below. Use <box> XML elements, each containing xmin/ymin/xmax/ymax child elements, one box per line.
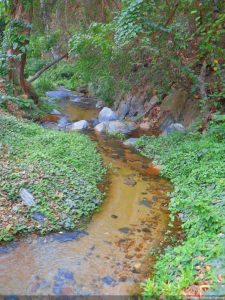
<box><xmin>6</xmin><ymin>0</ymin><xmax>38</xmax><ymax>103</ymax></box>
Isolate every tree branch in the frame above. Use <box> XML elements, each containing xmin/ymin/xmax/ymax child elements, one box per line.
<box><xmin>28</xmin><ymin>53</ymin><xmax>68</xmax><ymax>83</ymax></box>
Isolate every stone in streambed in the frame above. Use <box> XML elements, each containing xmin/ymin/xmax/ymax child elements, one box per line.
<box><xmin>58</xmin><ymin>116</ymin><xmax>69</xmax><ymax>128</ymax></box>
<box><xmin>67</xmin><ymin>120</ymin><xmax>89</xmax><ymax>131</ymax></box>
<box><xmin>139</xmin><ymin>199</ymin><xmax>152</xmax><ymax>208</ymax></box>
<box><xmin>124</xmin><ymin>177</ymin><xmax>137</xmax><ymax>186</ymax></box>
<box><xmin>118</xmin><ymin>227</ymin><xmax>130</xmax><ymax>234</ymax></box>
<box><xmin>102</xmin><ymin>276</ymin><xmax>116</xmax><ymax>286</ymax></box>
<box><xmin>98</xmin><ymin>107</ymin><xmax>118</xmax><ymax>122</ymax></box>
<box><xmin>132</xmin><ymin>263</ymin><xmax>142</xmax><ymax>273</ymax></box>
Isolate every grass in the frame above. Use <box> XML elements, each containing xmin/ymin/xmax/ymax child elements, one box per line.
<box><xmin>135</xmin><ymin>122</ymin><xmax>225</xmax><ymax>297</ymax></box>
<box><xmin>0</xmin><ymin>113</ymin><xmax>106</xmax><ymax>242</ymax></box>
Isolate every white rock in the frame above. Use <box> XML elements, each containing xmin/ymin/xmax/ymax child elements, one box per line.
<box><xmin>68</xmin><ymin>120</ymin><xmax>89</xmax><ymax>131</ymax></box>
<box><xmin>98</xmin><ymin>107</ymin><xmax>118</xmax><ymax>123</ymax></box>
<box><xmin>20</xmin><ymin>189</ymin><xmax>36</xmax><ymax>206</ymax></box>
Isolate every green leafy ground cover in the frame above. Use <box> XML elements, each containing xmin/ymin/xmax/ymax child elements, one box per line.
<box><xmin>135</xmin><ymin>124</ymin><xmax>225</xmax><ymax>297</ymax></box>
<box><xmin>0</xmin><ymin>114</ymin><xmax>106</xmax><ymax>242</ymax></box>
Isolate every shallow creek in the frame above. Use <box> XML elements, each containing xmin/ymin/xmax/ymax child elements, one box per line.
<box><xmin>0</xmin><ymin>99</ymin><xmax>175</xmax><ymax>296</ymax></box>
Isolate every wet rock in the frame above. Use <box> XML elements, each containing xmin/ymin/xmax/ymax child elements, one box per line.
<box><xmin>107</xmin><ymin>121</ymin><xmax>135</xmax><ymax>134</ymax></box>
<box><xmin>111</xmin><ymin>214</ymin><xmax>118</xmax><ymax>219</ymax></box>
<box><xmin>124</xmin><ymin>177</ymin><xmax>137</xmax><ymax>186</ymax></box>
<box><xmin>102</xmin><ymin>276</ymin><xmax>116</xmax><ymax>286</ymax></box>
<box><xmin>118</xmin><ymin>227</ymin><xmax>130</xmax><ymax>234</ymax></box>
<box><xmin>94</xmin><ymin>122</ymin><xmax>108</xmax><ymax>133</ymax></box>
<box><xmin>123</xmin><ymin>138</ymin><xmax>138</xmax><ymax>146</ymax></box>
<box><xmin>96</xmin><ymin>100</ymin><xmax>104</xmax><ymax>109</ymax></box>
<box><xmin>67</xmin><ymin>120</ymin><xmax>89</xmax><ymax>131</ymax></box>
<box><xmin>90</xmin><ymin>118</ymin><xmax>99</xmax><ymax>127</ymax></box>
<box><xmin>142</xmin><ymin>227</ymin><xmax>151</xmax><ymax>233</ymax></box>
<box><xmin>20</xmin><ymin>189</ymin><xmax>36</xmax><ymax>206</ymax></box>
<box><xmin>32</xmin><ymin>212</ymin><xmax>46</xmax><ymax>224</ymax></box>
<box><xmin>58</xmin><ymin>116</ymin><xmax>69</xmax><ymax>128</ymax></box>
<box><xmin>53</xmin><ymin>268</ymin><xmax>75</xmax><ymax>295</ymax></box>
<box><xmin>52</xmin><ymin>230</ymin><xmax>88</xmax><ymax>243</ymax></box>
<box><xmin>162</xmin><ymin>123</ymin><xmax>185</xmax><ymax>136</ymax></box>
<box><xmin>139</xmin><ymin>199</ymin><xmax>152</xmax><ymax>208</ymax></box>
<box><xmin>132</xmin><ymin>263</ymin><xmax>142</xmax><ymax>273</ymax></box>
<box><xmin>70</xmin><ymin>95</ymin><xmax>81</xmax><ymax>103</ymax></box>
<box><xmin>98</xmin><ymin>107</ymin><xmax>118</xmax><ymax>122</ymax></box>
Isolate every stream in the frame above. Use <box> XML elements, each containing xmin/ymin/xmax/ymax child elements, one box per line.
<box><xmin>0</xmin><ymin>96</ymin><xmax>176</xmax><ymax>296</ymax></box>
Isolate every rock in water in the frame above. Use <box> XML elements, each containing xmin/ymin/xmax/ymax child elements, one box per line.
<box><xmin>98</xmin><ymin>107</ymin><xmax>118</xmax><ymax>122</ymax></box>
<box><xmin>94</xmin><ymin>122</ymin><xmax>108</xmax><ymax>133</ymax></box>
<box><xmin>162</xmin><ymin>123</ymin><xmax>185</xmax><ymax>136</ymax></box>
<box><xmin>107</xmin><ymin>121</ymin><xmax>135</xmax><ymax>134</ymax></box>
<box><xmin>20</xmin><ymin>189</ymin><xmax>36</xmax><ymax>206</ymax></box>
<box><xmin>58</xmin><ymin>116</ymin><xmax>69</xmax><ymax>128</ymax></box>
<box><xmin>67</xmin><ymin>120</ymin><xmax>89</xmax><ymax>131</ymax></box>
<box><xmin>94</xmin><ymin>121</ymin><xmax>135</xmax><ymax>134</ymax></box>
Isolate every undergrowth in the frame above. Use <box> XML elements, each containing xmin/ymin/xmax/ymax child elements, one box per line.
<box><xmin>135</xmin><ymin>123</ymin><xmax>225</xmax><ymax>297</ymax></box>
<box><xmin>0</xmin><ymin>114</ymin><xmax>106</xmax><ymax>242</ymax></box>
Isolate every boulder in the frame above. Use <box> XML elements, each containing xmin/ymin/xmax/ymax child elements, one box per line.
<box><xmin>94</xmin><ymin>122</ymin><xmax>108</xmax><ymax>133</ymax></box>
<box><xmin>107</xmin><ymin>121</ymin><xmax>135</xmax><ymax>134</ymax></box>
<box><xmin>67</xmin><ymin>120</ymin><xmax>89</xmax><ymax>131</ymax></box>
<box><xmin>90</xmin><ymin>118</ymin><xmax>99</xmax><ymax>127</ymax></box>
<box><xmin>98</xmin><ymin>107</ymin><xmax>118</xmax><ymax>123</ymax></box>
<box><xmin>94</xmin><ymin>121</ymin><xmax>135</xmax><ymax>134</ymax></box>
<box><xmin>20</xmin><ymin>189</ymin><xmax>36</xmax><ymax>206</ymax></box>
<box><xmin>162</xmin><ymin>123</ymin><xmax>185</xmax><ymax>136</ymax></box>
<box><xmin>58</xmin><ymin>116</ymin><xmax>69</xmax><ymax>128</ymax></box>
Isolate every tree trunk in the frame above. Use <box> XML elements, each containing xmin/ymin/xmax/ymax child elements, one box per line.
<box><xmin>7</xmin><ymin>0</ymin><xmax>38</xmax><ymax>104</ymax></box>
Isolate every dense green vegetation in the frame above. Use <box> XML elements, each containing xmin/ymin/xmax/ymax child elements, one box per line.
<box><xmin>135</xmin><ymin>122</ymin><xmax>225</xmax><ymax>296</ymax></box>
<box><xmin>0</xmin><ymin>113</ymin><xmax>106</xmax><ymax>242</ymax></box>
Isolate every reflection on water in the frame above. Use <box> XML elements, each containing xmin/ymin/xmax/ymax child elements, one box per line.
<box><xmin>0</xmin><ymin>100</ymin><xmax>176</xmax><ymax>296</ymax></box>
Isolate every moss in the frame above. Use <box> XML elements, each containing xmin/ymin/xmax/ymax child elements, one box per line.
<box><xmin>0</xmin><ymin>114</ymin><xmax>106</xmax><ymax>241</ymax></box>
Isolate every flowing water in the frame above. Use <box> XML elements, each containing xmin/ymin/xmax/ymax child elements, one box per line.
<box><xmin>0</xmin><ymin>99</ymin><xmax>176</xmax><ymax>296</ymax></box>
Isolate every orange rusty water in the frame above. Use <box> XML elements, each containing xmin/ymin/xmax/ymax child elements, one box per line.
<box><xmin>0</xmin><ymin>101</ymin><xmax>174</xmax><ymax>296</ymax></box>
